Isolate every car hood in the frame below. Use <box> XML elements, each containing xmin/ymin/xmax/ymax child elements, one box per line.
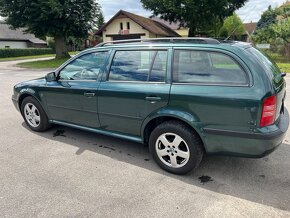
<box><xmin>15</xmin><ymin>77</ymin><xmax>46</xmax><ymax>88</ymax></box>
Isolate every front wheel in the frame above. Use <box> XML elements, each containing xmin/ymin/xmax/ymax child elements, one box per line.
<box><xmin>149</xmin><ymin>121</ymin><xmax>204</xmax><ymax>175</ymax></box>
<box><xmin>21</xmin><ymin>96</ymin><xmax>50</xmax><ymax>132</ymax></box>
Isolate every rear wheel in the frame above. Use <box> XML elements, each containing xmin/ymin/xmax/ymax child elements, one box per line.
<box><xmin>21</xmin><ymin>97</ymin><xmax>50</xmax><ymax>132</ymax></box>
<box><xmin>149</xmin><ymin>121</ymin><xmax>203</xmax><ymax>174</ymax></box>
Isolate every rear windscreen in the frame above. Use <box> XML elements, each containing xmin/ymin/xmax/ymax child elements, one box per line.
<box><xmin>246</xmin><ymin>47</ymin><xmax>282</xmax><ymax>83</ymax></box>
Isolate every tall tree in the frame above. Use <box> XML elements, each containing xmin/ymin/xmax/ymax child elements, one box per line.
<box><xmin>0</xmin><ymin>0</ymin><xmax>101</xmax><ymax>58</ymax></box>
<box><xmin>254</xmin><ymin>3</ymin><xmax>290</xmax><ymax>57</ymax></box>
<box><xmin>256</xmin><ymin>6</ymin><xmax>278</xmax><ymax>31</ymax></box>
<box><xmin>97</xmin><ymin>10</ymin><xmax>105</xmax><ymax>30</ymax></box>
<box><xmin>141</xmin><ymin>0</ymin><xmax>248</xmax><ymax>37</ymax></box>
<box><xmin>219</xmin><ymin>13</ymin><xmax>245</xmax><ymax>40</ymax></box>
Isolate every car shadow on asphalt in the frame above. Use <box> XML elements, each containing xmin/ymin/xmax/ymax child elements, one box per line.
<box><xmin>22</xmin><ymin>122</ymin><xmax>290</xmax><ymax>212</ymax></box>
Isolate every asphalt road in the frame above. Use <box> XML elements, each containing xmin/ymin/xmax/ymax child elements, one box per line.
<box><xmin>0</xmin><ymin>60</ymin><xmax>290</xmax><ymax>217</ymax></box>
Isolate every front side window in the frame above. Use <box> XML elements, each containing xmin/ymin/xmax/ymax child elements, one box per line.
<box><xmin>173</xmin><ymin>50</ymin><xmax>247</xmax><ymax>85</ymax></box>
<box><xmin>59</xmin><ymin>51</ymin><xmax>108</xmax><ymax>80</ymax></box>
<box><xmin>109</xmin><ymin>50</ymin><xmax>167</xmax><ymax>82</ymax></box>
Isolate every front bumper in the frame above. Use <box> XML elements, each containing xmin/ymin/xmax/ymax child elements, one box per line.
<box><xmin>12</xmin><ymin>96</ymin><xmax>19</xmax><ymax>111</ymax></box>
<box><xmin>204</xmin><ymin>108</ymin><xmax>289</xmax><ymax>157</ymax></box>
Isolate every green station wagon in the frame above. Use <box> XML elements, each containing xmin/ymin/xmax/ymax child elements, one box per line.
<box><xmin>12</xmin><ymin>38</ymin><xmax>289</xmax><ymax>174</ymax></box>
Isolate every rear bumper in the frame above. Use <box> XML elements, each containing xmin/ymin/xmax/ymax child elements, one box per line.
<box><xmin>204</xmin><ymin>108</ymin><xmax>289</xmax><ymax>158</ymax></box>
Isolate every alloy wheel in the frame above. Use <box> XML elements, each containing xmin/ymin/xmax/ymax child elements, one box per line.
<box><xmin>24</xmin><ymin>103</ymin><xmax>41</xmax><ymax>128</ymax></box>
<box><xmin>155</xmin><ymin>133</ymin><xmax>190</xmax><ymax>168</ymax></box>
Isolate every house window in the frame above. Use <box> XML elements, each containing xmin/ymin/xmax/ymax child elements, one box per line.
<box><xmin>127</xmin><ymin>22</ymin><xmax>130</xmax><ymax>30</ymax></box>
<box><xmin>120</xmin><ymin>23</ymin><xmax>123</xmax><ymax>30</ymax></box>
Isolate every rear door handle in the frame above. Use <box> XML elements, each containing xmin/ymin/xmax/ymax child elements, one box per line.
<box><xmin>84</xmin><ymin>92</ymin><xmax>96</xmax><ymax>98</ymax></box>
<box><xmin>146</xmin><ymin>96</ymin><xmax>162</xmax><ymax>102</ymax></box>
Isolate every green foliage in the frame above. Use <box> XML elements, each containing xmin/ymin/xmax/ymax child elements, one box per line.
<box><xmin>0</xmin><ymin>0</ymin><xmax>101</xmax><ymax>58</ymax></box>
<box><xmin>0</xmin><ymin>0</ymin><xmax>100</xmax><ymax>38</ymax></box>
<box><xmin>218</xmin><ymin>13</ymin><xmax>245</xmax><ymax>39</ymax></box>
<box><xmin>97</xmin><ymin>10</ymin><xmax>105</xmax><ymax>30</ymax></box>
<box><xmin>47</xmin><ymin>37</ymin><xmax>56</xmax><ymax>51</ymax></box>
<box><xmin>256</xmin><ymin>6</ymin><xmax>278</xmax><ymax>30</ymax></box>
<box><xmin>272</xmin><ymin>17</ymin><xmax>290</xmax><ymax>43</ymax></box>
<box><xmin>17</xmin><ymin>58</ymin><xmax>70</xmax><ymax>69</ymax></box>
<box><xmin>0</xmin><ymin>48</ymin><xmax>54</xmax><ymax>58</ymax></box>
<box><xmin>253</xmin><ymin>3</ymin><xmax>290</xmax><ymax>58</ymax></box>
<box><xmin>253</xmin><ymin>6</ymin><xmax>278</xmax><ymax>43</ymax></box>
<box><xmin>141</xmin><ymin>0</ymin><xmax>248</xmax><ymax>36</ymax></box>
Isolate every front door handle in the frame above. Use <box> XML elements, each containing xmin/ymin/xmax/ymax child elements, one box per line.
<box><xmin>84</xmin><ymin>92</ymin><xmax>96</xmax><ymax>98</ymax></box>
<box><xmin>146</xmin><ymin>96</ymin><xmax>162</xmax><ymax>103</ymax></box>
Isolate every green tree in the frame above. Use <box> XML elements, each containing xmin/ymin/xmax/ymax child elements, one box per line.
<box><xmin>253</xmin><ymin>6</ymin><xmax>278</xmax><ymax>43</ymax></box>
<box><xmin>97</xmin><ymin>10</ymin><xmax>105</xmax><ymax>30</ymax></box>
<box><xmin>141</xmin><ymin>0</ymin><xmax>248</xmax><ymax>37</ymax></box>
<box><xmin>218</xmin><ymin>13</ymin><xmax>245</xmax><ymax>40</ymax></box>
<box><xmin>253</xmin><ymin>2</ymin><xmax>290</xmax><ymax>57</ymax></box>
<box><xmin>256</xmin><ymin>6</ymin><xmax>278</xmax><ymax>31</ymax></box>
<box><xmin>0</xmin><ymin>0</ymin><xmax>101</xmax><ymax>58</ymax></box>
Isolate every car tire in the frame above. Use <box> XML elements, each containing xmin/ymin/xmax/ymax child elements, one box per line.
<box><xmin>149</xmin><ymin>121</ymin><xmax>204</xmax><ymax>175</ymax></box>
<box><xmin>20</xmin><ymin>96</ymin><xmax>50</xmax><ymax>132</ymax></box>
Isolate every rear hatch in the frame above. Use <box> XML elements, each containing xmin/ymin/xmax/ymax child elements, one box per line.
<box><xmin>246</xmin><ymin>47</ymin><xmax>286</xmax><ymax>122</ymax></box>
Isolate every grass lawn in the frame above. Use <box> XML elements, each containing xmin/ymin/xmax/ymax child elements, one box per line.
<box><xmin>17</xmin><ymin>57</ymin><xmax>70</xmax><ymax>69</ymax></box>
<box><xmin>276</xmin><ymin>63</ymin><xmax>290</xmax><ymax>73</ymax></box>
<box><xmin>0</xmin><ymin>54</ymin><xmax>55</xmax><ymax>62</ymax></box>
<box><xmin>0</xmin><ymin>51</ymin><xmax>79</xmax><ymax>62</ymax></box>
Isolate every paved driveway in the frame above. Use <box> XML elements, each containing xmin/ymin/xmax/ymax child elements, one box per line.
<box><xmin>0</xmin><ymin>60</ymin><xmax>290</xmax><ymax>217</ymax></box>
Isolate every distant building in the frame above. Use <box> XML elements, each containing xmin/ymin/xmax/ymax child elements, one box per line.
<box><xmin>96</xmin><ymin>10</ymin><xmax>180</xmax><ymax>42</ymax></box>
<box><xmin>0</xmin><ymin>23</ymin><xmax>47</xmax><ymax>49</ymax></box>
<box><xmin>242</xmin><ymin>22</ymin><xmax>257</xmax><ymax>42</ymax></box>
<box><xmin>149</xmin><ymin>16</ymin><xmax>189</xmax><ymax>37</ymax></box>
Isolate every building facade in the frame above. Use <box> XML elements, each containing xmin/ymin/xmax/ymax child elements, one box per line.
<box><xmin>96</xmin><ymin>10</ymin><xmax>180</xmax><ymax>42</ymax></box>
<box><xmin>0</xmin><ymin>23</ymin><xmax>47</xmax><ymax>49</ymax></box>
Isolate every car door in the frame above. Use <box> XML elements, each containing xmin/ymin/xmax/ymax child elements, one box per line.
<box><xmin>97</xmin><ymin>48</ymin><xmax>171</xmax><ymax>136</ymax></box>
<box><xmin>44</xmin><ymin>51</ymin><xmax>110</xmax><ymax>128</ymax></box>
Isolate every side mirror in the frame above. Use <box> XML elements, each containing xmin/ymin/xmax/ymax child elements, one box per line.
<box><xmin>45</xmin><ymin>72</ymin><xmax>57</xmax><ymax>82</ymax></box>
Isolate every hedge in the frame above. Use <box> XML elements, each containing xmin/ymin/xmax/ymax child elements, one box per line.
<box><xmin>0</xmin><ymin>48</ymin><xmax>54</xmax><ymax>58</ymax></box>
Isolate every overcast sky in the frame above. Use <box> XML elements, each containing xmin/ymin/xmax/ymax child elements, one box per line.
<box><xmin>0</xmin><ymin>0</ymin><xmax>287</xmax><ymax>23</ymax></box>
<box><xmin>99</xmin><ymin>0</ymin><xmax>287</xmax><ymax>23</ymax></box>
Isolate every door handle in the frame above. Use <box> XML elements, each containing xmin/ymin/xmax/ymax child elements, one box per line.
<box><xmin>146</xmin><ymin>96</ymin><xmax>162</xmax><ymax>103</ymax></box>
<box><xmin>84</xmin><ymin>92</ymin><xmax>96</xmax><ymax>98</ymax></box>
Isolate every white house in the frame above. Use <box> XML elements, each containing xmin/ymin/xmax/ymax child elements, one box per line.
<box><xmin>0</xmin><ymin>22</ymin><xmax>47</xmax><ymax>49</ymax></box>
<box><xmin>96</xmin><ymin>10</ymin><xmax>180</xmax><ymax>42</ymax></box>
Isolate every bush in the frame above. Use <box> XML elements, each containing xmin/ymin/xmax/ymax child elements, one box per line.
<box><xmin>0</xmin><ymin>48</ymin><xmax>54</xmax><ymax>58</ymax></box>
<box><xmin>263</xmin><ymin>50</ymin><xmax>290</xmax><ymax>63</ymax></box>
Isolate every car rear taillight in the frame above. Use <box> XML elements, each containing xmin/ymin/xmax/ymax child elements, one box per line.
<box><xmin>260</xmin><ymin>95</ymin><xmax>277</xmax><ymax>127</ymax></box>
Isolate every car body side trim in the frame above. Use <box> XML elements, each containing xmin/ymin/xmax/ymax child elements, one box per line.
<box><xmin>50</xmin><ymin>120</ymin><xmax>143</xmax><ymax>143</ymax></box>
<box><xmin>98</xmin><ymin>112</ymin><xmax>143</xmax><ymax>120</ymax></box>
<box><xmin>47</xmin><ymin>104</ymin><xmax>98</xmax><ymax>114</ymax></box>
<box><xmin>203</xmin><ymin>127</ymin><xmax>285</xmax><ymax>140</ymax></box>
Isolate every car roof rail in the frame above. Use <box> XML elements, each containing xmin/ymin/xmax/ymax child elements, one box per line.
<box><xmin>96</xmin><ymin>37</ymin><xmax>220</xmax><ymax>47</ymax></box>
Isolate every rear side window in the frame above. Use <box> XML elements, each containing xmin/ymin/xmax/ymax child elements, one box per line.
<box><xmin>109</xmin><ymin>50</ymin><xmax>167</xmax><ymax>82</ymax></box>
<box><xmin>173</xmin><ymin>50</ymin><xmax>248</xmax><ymax>85</ymax></box>
<box><xmin>246</xmin><ymin>47</ymin><xmax>281</xmax><ymax>82</ymax></box>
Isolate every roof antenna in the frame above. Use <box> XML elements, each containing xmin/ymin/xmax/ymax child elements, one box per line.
<box><xmin>225</xmin><ymin>5</ymin><xmax>256</xmax><ymax>41</ymax></box>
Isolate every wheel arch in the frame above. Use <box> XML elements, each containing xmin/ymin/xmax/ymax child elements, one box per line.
<box><xmin>141</xmin><ymin>111</ymin><xmax>206</xmax><ymax>152</ymax></box>
<box><xmin>18</xmin><ymin>91</ymin><xmax>49</xmax><ymax>118</ymax></box>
